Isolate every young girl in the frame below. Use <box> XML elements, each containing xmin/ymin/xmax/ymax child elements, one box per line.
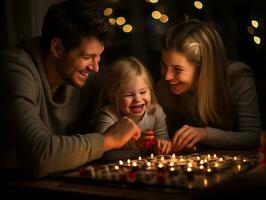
<box><xmin>95</xmin><ymin>57</ymin><xmax>171</xmax><ymax>156</ymax></box>
<box><xmin>156</xmin><ymin>19</ymin><xmax>261</xmax><ymax>151</ymax></box>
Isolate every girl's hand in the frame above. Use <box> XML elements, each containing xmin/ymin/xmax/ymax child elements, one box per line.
<box><xmin>136</xmin><ymin>129</ymin><xmax>155</xmax><ymax>149</ymax></box>
<box><xmin>156</xmin><ymin>139</ymin><xmax>172</xmax><ymax>155</ymax></box>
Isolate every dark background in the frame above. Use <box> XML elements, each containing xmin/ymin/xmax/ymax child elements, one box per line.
<box><xmin>0</xmin><ymin>0</ymin><xmax>265</xmax><ymax>127</ymax></box>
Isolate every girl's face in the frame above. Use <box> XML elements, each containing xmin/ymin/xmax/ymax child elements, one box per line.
<box><xmin>119</xmin><ymin>75</ymin><xmax>151</xmax><ymax>121</ymax></box>
<box><xmin>161</xmin><ymin>49</ymin><xmax>197</xmax><ymax>95</ymax></box>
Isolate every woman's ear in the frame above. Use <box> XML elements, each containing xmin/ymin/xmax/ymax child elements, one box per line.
<box><xmin>50</xmin><ymin>37</ymin><xmax>64</xmax><ymax>58</ymax></box>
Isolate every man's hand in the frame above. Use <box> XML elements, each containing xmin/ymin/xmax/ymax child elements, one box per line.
<box><xmin>103</xmin><ymin>117</ymin><xmax>141</xmax><ymax>151</ymax></box>
<box><xmin>172</xmin><ymin>125</ymin><xmax>207</xmax><ymax>152</ymax></box>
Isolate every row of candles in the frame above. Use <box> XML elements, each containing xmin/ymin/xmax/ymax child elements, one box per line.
<box><xmin>111</xmin><ymin>153</ymin><xmax>257</xmax><ymax>174</ymax></box>
<box><xmin>79</xmin><ymin>153</ymin><xmax>259</xmax><ymax>189</ymax></box>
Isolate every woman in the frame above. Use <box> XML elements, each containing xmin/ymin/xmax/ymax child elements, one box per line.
<box><xmin>156</xmin><ymin>19</ymin><xmax>261</xmax><ymax>151</ymax></box>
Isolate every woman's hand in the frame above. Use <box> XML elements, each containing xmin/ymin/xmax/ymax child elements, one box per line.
<box><xmin>156</xmin><ymin>139</ymin><xmax>172</xmax><ymax>155</ymax></box>
<box><xmin>172</xmin><ymin>125</ymin><xmax>207</xmax><ymax>152</ymax></box>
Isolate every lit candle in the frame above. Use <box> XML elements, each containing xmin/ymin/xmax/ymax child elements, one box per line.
<box><xmin>119</xmin><ymin>160</ymin><xmax>124</xmax><ymax>165</ymax></box>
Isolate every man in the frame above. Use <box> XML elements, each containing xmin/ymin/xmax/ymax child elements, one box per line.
<box><xmin>0</xmin><ymin>0</ymin><xmax>140</xmax><ymax>178</ymax></box>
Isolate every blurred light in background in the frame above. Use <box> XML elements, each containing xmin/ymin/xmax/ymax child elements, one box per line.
<box><xmin>116</xmin><ymin>16</ymin><xmax>126</xmax><ymax>25</ymax></box>
<box><xmin>151</xmin><ymin>10</ymin><xmax>161</xmax><ymax>19</ymax></box>
<box><xmin>103</xmin><ymin>8</ymin><xmax>113</xmax><ymax>16</ymax></box>
<box><xmin>253</xmin><ymin>36</ymin><xmax>261</xmax><ymax>45</ymax></box>
<box><xmin>123</xmin><ymin>24</ymin><xmax>133</xmax><ymax>33</ymax></box>
<box><xmin>194</xmin><ymin>1</ymin><xmax>203</xmax><ymax>10</ymax></box>
<box><xmin>251</xmin><ymin>20</ymin><xmax>259</xmax><ymax>28</ymax></box>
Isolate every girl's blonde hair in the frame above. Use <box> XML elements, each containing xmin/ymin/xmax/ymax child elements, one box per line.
<box><xmin>161</xmin><ymin>19</ymin><xmax>235</xmax><ymax>130</ymax></box>
<box><xmin>101</xmin><ymin>56</ymin><xmax>157</xmax><ymax>117</ymax></box>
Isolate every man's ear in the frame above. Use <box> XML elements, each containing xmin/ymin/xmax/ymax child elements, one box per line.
<box><xmin>50</xmin><ymin>37</ymin><xmax>64</xmax><ymax>58</ymax></box>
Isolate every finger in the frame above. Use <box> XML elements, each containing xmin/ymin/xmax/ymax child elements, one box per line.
<box><xmin>176</xmin><ymin>128</ymin><xmax>194</xmax><ymax>151</ymax></box>
<box><xmin>178</xmin><ymin>131</ymin><xmax>196</xmax><ymax>150</ymax></box>
<box><xmin>172</xmin><ymin>125</ymin><xmax>190</xmax><ymax>151</ymax></box>
<box><xmin>156</xmin><ymin>140</ymin><xmax>162</xmax><ymax>154</ymax></box>
<box><xmin>165</xmin><ymin>142</ymin><xmax>172</xmax><ymax>154</ymax></box>
<box><xmin>160</xmin><ymin>141</ymin><xmax>168</xmax><ymax>154</ymax></box>
<box><xmin>184</xmin><ymin>146</ymin><xmax>197</xmax><ymax>152</ymax></box>
<box><xmin>185</xmin><ymin>136</ymin><xmax>200</xmax><ymax>149</ymax></box>
<box><xmin>132</xmin><ymin>131</ymin><xmax>141</xmax><ymax>140</ymax></box>
<box><xmin>173</xmin><ymin>129</ymin><xmax>191</xmax><ymax>152</ymax></box>
<box><xmin>132</xmin><ymin>125</ymin><xmax>141</xmax><ymax>140</ymax></box>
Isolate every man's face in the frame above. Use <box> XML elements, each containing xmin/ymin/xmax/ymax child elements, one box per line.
<box><xmin>56</xmin><ymin>37</ymin><xmax>104</xmax><ymax>88</ymax></box>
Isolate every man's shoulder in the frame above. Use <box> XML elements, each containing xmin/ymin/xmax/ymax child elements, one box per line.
<box><xmin>1</xmin><ymin>46</ymin><xmax>31</xmax><ymax>63</ymax></box>
<box><xmin>0</xmin><ymin>37</ymin><xmax>40</xmax><ymax>67</ymax></box>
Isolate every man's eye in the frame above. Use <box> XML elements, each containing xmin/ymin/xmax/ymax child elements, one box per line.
<box><xmin>82</xmin><ymin>56</ymin><xmax>92</xmax><ymax>60</ymax></box>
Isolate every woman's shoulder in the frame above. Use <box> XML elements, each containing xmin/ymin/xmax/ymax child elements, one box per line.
<box><xmin>227</xmin><ymin>61</ymin><xmax>257</xmax><ymax>100</ymax></box>
<box><xmin>227</xmin><ymin>61</ymin><xmax>255</xmax><ymax>86</ymax></box>
<box><xmin>227</xmin><ymin>61</ymin><xmax>254</xmax><ymax>78</ymax></box>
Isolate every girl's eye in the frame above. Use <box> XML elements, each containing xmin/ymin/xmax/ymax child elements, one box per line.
<box><xmin>140</xmin><ymin>91</ymin><xmax>147</xmax><ymax>95</ymax></box>
<box><xmin>174</xmin><ymin>68</ymin><xmax>181</xmax><ymax>74</ymax></box>
<box><xmin>124</xmin><ymin>94</ymin><xmax>132</xmax><ymax>97</ymax></box>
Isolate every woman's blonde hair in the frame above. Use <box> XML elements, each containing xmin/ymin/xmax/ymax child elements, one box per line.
<box><xmin>161</xmin><ymin>19</ymin><xmax>235</xmax><ymax>129</ymax></box>
<box><xmin>101</xmin><ymin>56</ymin><xmax>157</xmax><ymax>117</ymax></box>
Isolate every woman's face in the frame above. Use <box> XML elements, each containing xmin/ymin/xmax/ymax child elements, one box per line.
<box><xmin>161</xmin><ymin>49</ymin><xmax>198</xmax><ymax>95</ymax></box>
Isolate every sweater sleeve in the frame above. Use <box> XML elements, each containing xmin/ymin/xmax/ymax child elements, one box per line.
<box><xmin>1</xmin><ymin>51</ymin><xmax>105</xmax><ymax>178</ymax></box>
<box><xmin>202</xmin><ymin>75</ymin><xmax>261</xmax><ymax>149</ymax></box>
<box><xmin>94</xmin><ymin>107</ymin><xmax>119</xmax><ymax>134</ymax></box>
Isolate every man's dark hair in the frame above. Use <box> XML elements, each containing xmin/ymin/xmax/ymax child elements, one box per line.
<box><xmin>41</xmin><ymin>0</ymin><xmax>114</xmax><ymax>53</ymax></box>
